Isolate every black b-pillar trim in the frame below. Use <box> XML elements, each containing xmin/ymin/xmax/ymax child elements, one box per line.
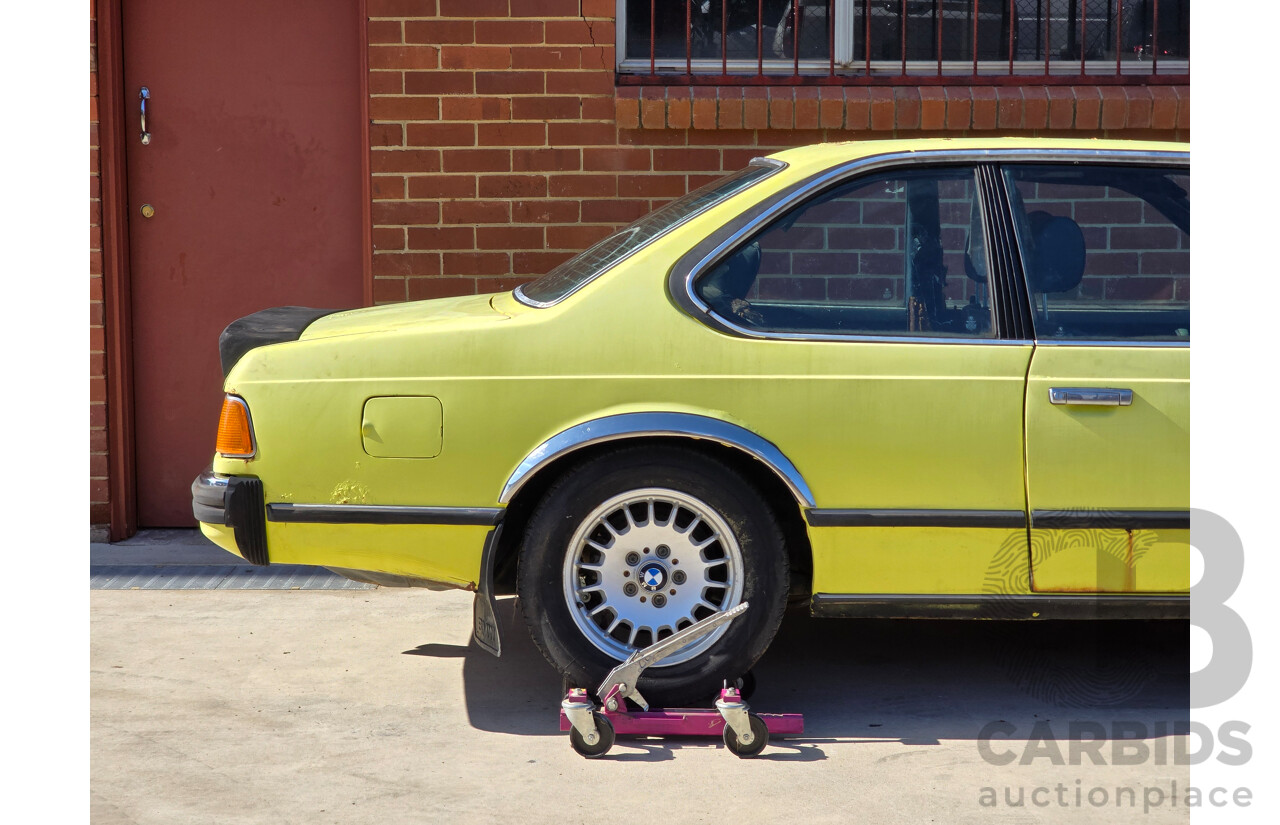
<box><xmin>976</xmin><ymin>163</ymin><xmax>1034</xmax><ymax>340</ymax></box>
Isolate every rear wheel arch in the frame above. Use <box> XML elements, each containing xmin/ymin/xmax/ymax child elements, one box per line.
<box><xmin>492</xmin><ymin>427</ymin><xmax>813</xmax><ymax>602</ymax></box>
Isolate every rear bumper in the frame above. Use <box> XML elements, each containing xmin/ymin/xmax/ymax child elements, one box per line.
<box><xmin>191</xmin><ymin>466</ymin><xmax>269</xmax><ymax>566</ymax></box>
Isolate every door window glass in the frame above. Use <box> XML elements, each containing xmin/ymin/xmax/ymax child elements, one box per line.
<box><xmin>1003</xmin><ymin>164</ymin><xmax>1189</xmax><ymax>342</ymax></box>
<box><xmin>695</xmin><ymin>167</ymin><xmax>994</xmax><ymax>338</ymax></box>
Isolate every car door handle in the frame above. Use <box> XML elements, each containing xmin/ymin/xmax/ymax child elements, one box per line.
<box><xmin>1048</xmin><ymin>387</ymin><xmax>1133</xmax><ymax>407</ymax></box>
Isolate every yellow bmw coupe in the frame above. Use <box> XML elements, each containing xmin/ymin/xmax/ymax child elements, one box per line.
<box><xmin>193</xmin><ymin>138</ymin><xmax>1189</xmax><ymax>703</ymax></box>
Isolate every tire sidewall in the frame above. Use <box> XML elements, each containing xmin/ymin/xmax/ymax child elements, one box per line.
<box><xmin>518</xmin><ymin>446</ymin><xmax>787</xmax><ymax>705</ymax></box>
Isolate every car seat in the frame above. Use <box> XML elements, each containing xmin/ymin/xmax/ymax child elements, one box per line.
<box><xmin>1025</xmin><ymin>210</ymin><xmax>1086</xmax><ymax>295</ymax></box>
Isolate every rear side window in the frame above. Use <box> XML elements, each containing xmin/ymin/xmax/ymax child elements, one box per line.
<box><xmin>694</xmin><ymin>166</ymin><xmax>995</xmax><ymax>338</ymax></box>
<box><xmin>1002</xmin><ymin>164</ymin><xmax>1189</xmax><ymax>342</ymax></box>
<box><xmin>515</xmin><ymin>162</ymin><xmax>779</xmax><ymax>306</ymax></box>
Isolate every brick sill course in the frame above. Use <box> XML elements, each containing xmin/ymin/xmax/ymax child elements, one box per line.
<box><xmin>616</xmin><ymin>85</ymin><xmax>1189</xmax><ymax>132</ymax></box>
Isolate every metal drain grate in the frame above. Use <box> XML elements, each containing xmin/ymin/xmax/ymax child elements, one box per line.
<box><xmin>90</xmin><ymin>564</ymin><xmax>376</xmax><ymax>591</ymax></box>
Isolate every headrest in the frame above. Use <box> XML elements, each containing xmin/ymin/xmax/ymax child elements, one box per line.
<box><xmin>1026</xmin><ymin>211</ymin><xmax>1085</xmax><ymax>294</ymax></box>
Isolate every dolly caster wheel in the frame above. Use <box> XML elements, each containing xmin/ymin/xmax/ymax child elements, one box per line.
<box><xmin>723</xmin><ymin>713</ymin><xmax>769</xmax><ymax>759</ymax></box>
<box><xmin>569</xmin><ymin>712</ymin><xmax>615</xmax><ymax>758</ymax></box>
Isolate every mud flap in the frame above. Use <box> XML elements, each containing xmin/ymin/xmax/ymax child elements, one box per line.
<box><xmin>472</xmin><ymin>523</ymin><xmax>504</xmax><ymax>657</ymax></box>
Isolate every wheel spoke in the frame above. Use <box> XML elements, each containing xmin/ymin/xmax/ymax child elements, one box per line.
<box><xmin>693</xmin><ymin>534</ymin><xmax>719</xmax><ymax>551</ymax></box>
<box><xmin>626</xmin><ymin>623</ymin><xmax>640</xmax><ymax>646</ymax></box>
<box><xmin>588</xmin><ymin>602</ymin><xmax>612</xmax><ymax>617</ymax></box>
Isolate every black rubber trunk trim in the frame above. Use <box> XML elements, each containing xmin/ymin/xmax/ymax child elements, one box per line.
<box><xmin>218</xmin><ymin>306</ymin><xmax>341</xmax><ymax>378</ymax></box>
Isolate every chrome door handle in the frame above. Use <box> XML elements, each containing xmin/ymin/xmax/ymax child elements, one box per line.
<box><xmin>1049</xmin><ymin>387</ymin><xmax>1133</xmax><ymax>407</ymax></box>
<box><xmin>140</xmin><ymin>87</ymin><xmax>151</xmax><ymax>145</ymax></box>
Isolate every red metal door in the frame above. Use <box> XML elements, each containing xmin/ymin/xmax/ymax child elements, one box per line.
<box><xmin>122</xmin><ymin>0</ymin><xmax>366</xmax><ymax>526</ymax></box>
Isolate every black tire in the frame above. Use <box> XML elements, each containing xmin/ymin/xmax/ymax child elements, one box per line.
<box><xmin>723</xmin><ymin>713</ymin><xmax>770</xmax><ymax>758</ymax></box>
<box><xmin>518</xmin><ymin>445</ymin><xmax>789</xmax><ymax>708</ymax></box>
<box><xmin>568</xmin><ymin>712</ymin><xmax>615</xmax><ymax>758</ymax></box>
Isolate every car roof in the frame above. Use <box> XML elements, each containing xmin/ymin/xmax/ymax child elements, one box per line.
<box><xmin>762</xmin><ymin>137</ymin><xmax>1189</xmax><ymax>172</ymax></box>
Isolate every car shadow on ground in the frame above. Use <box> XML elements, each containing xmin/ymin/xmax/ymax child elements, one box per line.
<box><xmin>404</xmin><ymin>597</ymin><xmax>1188</xmax><ymax>759</ymax></box>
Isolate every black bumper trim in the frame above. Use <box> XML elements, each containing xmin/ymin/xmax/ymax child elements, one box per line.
<box><xmin>191</xmin><ymin>468</ymin><xmax>269</xmax><ymax>566</ymax></box>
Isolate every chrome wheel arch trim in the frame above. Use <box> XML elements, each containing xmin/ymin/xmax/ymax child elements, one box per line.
<box><xmin>667</xmin><ymin>146</ymin><xmax>1190</xmax><ymax>344</ymax></box>
<box><xmin>498</xmin><ymin>412</ymin><xmax>816</xmax><ymax>508</ymax></box>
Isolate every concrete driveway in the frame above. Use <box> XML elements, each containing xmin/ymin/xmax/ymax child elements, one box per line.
<box><xmin>91</xmin><ymin>537</ymin><xmax>1190</xmax><ymax>824</ymax></box>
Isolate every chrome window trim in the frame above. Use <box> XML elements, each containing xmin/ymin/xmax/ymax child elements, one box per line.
<box><xmin>513</xmin><ymin>157</ymin><xmax>787</xmax><ymax>309</ymax></box>
<box><xmin>673</xmin><ymin>147</ymin><xmax>1189</xmax><ymax>346</ymax></box>
<box><xmin>499</xmin><ymin>412</ymin><xmax>815</xmax><ymax>508</ymax></box>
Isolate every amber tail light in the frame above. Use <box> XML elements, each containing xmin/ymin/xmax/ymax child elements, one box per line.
<box><xmin>216</xmin><ymin>395</ymin><xmax>256</xmax><ymax>458</ymax></box>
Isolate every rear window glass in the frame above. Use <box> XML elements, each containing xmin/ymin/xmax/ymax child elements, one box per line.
<box><xmin>515</xmin><ymin>162</ymin><xmax>780</xmax><ymax>306</ymax></box>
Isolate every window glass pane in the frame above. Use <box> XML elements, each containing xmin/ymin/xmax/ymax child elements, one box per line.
<box><xmin>856</xmin><ymin>0</ymin><xmax>1014</xmax><ymax>63</ymax></box>
<box><xmin>625</xmin><ymin>0</ymin><xmax>831</xmax><ymax>62</ymax></box>
<box><xmin>852</xmin><ymin>0</ymin><xmax>1193</xmax><ymax>65</ymax></box>
<box><xmin>517</xmin><ymin>163</ymin><xmax>777</xmax><ymax>306</ymax></box>
<box><xmin>1003</xmin><ymin>164</ymin><xmax>1189</xmax><ymax>341</ymax></box>
<box><xmin>695</xmin><ymin>167</ymin><xmax>994</xmax><ymax>337</ymax></box>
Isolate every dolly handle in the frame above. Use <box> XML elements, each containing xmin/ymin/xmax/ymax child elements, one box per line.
<box><xmin>596</xmin><ymin>601</ymin><xmax>749</xmax><ymax>709</ymax></box>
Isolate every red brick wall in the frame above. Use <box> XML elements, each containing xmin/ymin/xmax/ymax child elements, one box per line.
<box><xmin>90</xmin><ymin>3</ymin><xmax>109</xmax><ymax>537</ymax></box>
<box><xmin>365</xmin><ymin>0</ymin><xmax>1187</xmax><ymax>303</ymax></box>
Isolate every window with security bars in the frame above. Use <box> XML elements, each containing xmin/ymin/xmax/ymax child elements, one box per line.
<box><xmin>616</xmin><ymin>0</ymin><xmax>1188</xmax><ymax>80</ymax></box>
